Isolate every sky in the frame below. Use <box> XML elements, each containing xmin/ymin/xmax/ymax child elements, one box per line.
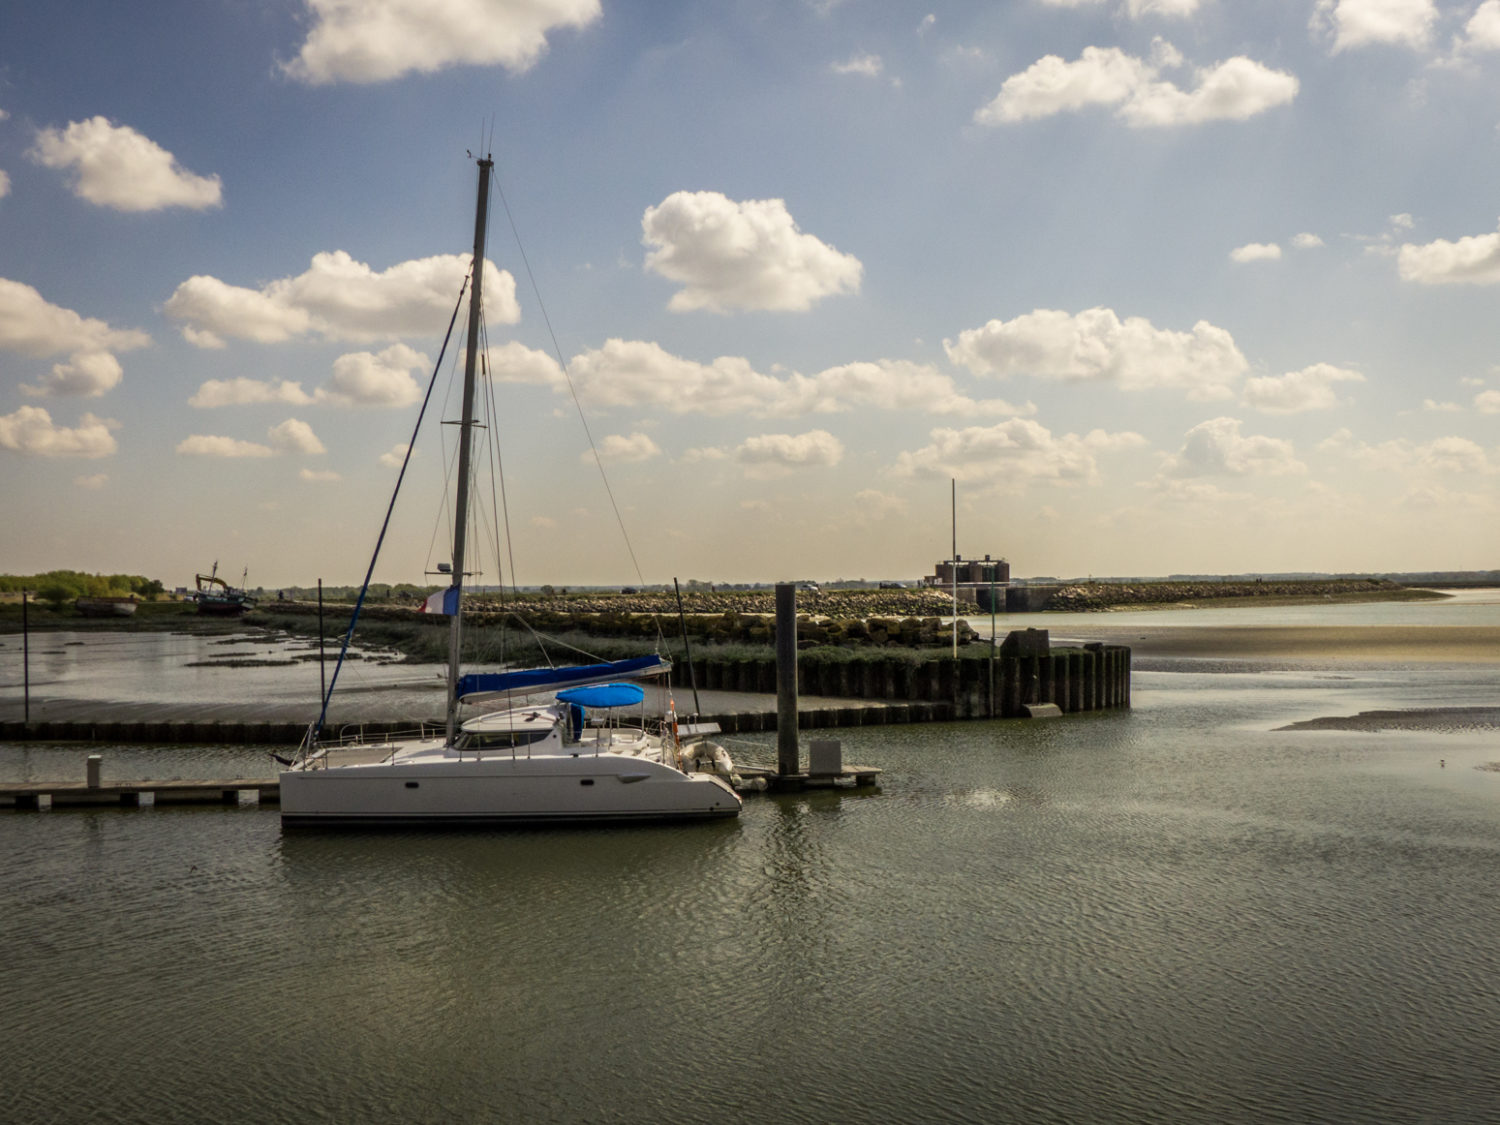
<box><xmin>3</xmin><ymin>0</ymin><xmax>1500</xmax><ymax>589</ymax></box>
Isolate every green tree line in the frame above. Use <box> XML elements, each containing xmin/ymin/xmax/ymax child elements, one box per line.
<box><xmin>0</xmin><ymin>571</ymin><xmax>166</xmax><ymax>605</ymax></box>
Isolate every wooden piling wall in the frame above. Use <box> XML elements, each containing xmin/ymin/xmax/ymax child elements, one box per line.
<box><xmin>684</xmin><ymin>643</ymin><xmax>1130</xmax><ymax>721</ymax></box>
<box><xmin>0</xmin><ymin>645</ymin><xmax>1128</xmax><ymax>745</ymax></box>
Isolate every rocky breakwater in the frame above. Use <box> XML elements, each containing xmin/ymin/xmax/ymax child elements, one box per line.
<box><xmin>257</xmin><ymin>587</ymin><xmax>985</xmax><ymax>655</ymax></box>
<box><xmin>478</xmin><ymin>587</ymin><xmax>962</xmax><ymax>619</ymax></box>
<box><xmin>451</xmin><ymin>588</ymin><xmax>986</xmax><ymax>649</ymax></box>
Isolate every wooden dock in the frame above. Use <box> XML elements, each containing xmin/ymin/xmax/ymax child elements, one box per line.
<box><xmin>0</xmin><ymin>778</ymin><xmax>279</xmax><ymax>809</ymax></box>
<box><xmin>0</xmin><ymin>765</ymin><xmax>880</xmax><ymax>810</ymax></box>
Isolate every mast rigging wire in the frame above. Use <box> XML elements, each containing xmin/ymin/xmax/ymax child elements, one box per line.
<box><xmin>308</xmin><ymin>270</ymin><xmax>472</xmax><ymax>746</ymax></box>
<box><xmin>490</xmin><ymin>165</ymin><xmax>649</xmax><ymax>590</ymax></box>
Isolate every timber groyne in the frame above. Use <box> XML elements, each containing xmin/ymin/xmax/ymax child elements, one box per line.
<box><xmin>679</xmin><ymin>640</ymin><xmax>1129</xmax><ymax>720</ymax></box>
<box><xmin>0</xmin><ymin>638</ymin><xmax>1129</xmax><ymax>745</ymax></box>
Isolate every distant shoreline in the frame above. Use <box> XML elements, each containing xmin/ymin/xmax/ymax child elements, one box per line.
<box><xmin>1035</xmin><ymin>579</ymin><xmax>1449</xmax><ymax>613</ymax></box>
<box><xmin>0</xmin><ymin>580</ymin><xmax>1460</xmax><ymax>639</ymax></box>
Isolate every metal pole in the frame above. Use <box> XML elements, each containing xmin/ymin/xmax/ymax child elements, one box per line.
<box><xmin>989</xmin><ymin>571</ymin><xmax>996</xmax><ymax>719</ymax></box>
<box><xmin>672</xmin><ymin>578</ymin><xmax>702</xmax><ymax>717</ymax></box>
<box><xmin>22</xmin><ymin>590</ymin><xmax>30</xmax><ymax>724</ymax></box>
<box><xmin>446</xmin><ymin>156</ymin><xmax>493</xmax><ymax>747</ymax></box>
<box><xmin>775</xmin><ymin>582</ymin><xmax>800</xmax><ymax>778</ymax></box>
<box><xmin>317</xmin><ymin>578</ymin><xmax>326</xmax><ymax>706</ymax></box>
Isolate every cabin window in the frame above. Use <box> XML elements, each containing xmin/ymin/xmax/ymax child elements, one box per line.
<box><xmin>459</xmin><ymin>727</ymin><xmax>553</xmax><ymax>750</ymax></box>
<box><xmin>405</xmin><ymin>782</ymin><xmax>419</xmax><ymax>789</ymax></box>
<box><xmin>579</xmin><ymin>779</ymin><xmax>595</xmax><ymax>786</ymax></box>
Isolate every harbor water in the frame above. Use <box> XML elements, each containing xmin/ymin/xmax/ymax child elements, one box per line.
<box><xmin>2</xmin><ymin>599</ymin><xmax>1498</xmax><ymax>1124</ymax></box>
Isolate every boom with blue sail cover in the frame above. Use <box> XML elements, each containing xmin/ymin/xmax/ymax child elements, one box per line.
<box><xmin>456</xmin><ymin>654</ymin><xmax>671</xmax><ymax>703</ymax></box>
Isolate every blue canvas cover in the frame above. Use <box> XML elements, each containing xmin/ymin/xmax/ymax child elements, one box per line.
<box><xmin>456</xmin><ymin>654</ymin><xmax>670</xmax><ymax>702</ymax></box>
<box><xmin>556</xmin><ymin>683</ymin><xmax>645</xmax><ymax>709</ymax></box>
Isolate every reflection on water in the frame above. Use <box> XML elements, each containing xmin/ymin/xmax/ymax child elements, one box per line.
<box><xmin>0</xmin><ymin>630</ymin><xmax>442</xmax><ymax>704</ymax></box>
<box><xmin>2</xmin><ymin>626</ymin><xmax>1500</xmax><ymax>1123</ymax></box>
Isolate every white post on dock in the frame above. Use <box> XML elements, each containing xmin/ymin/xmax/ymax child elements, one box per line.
<box><xmin>22</xmin><ymin>590</ymin><xmax>30</xmax><ymax>724</ymax></box>
<box><xmin>775</xmin><ymin>583</ymin><xmax>800</xmax><ymax>778</ymax></box>
<box><xmin>86</xmin><ymin>755</ymin><xmax>102</xmax><ymax>789</ymax></box>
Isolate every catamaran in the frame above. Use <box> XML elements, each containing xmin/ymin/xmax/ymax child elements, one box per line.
<box><xmin>278</xmin><ymin>157</ymin><xmax>741</xmax><ymax>827</ymax></box>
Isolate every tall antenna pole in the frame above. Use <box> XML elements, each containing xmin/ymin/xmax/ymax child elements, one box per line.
<box><xmin>951</xmin><ymin>478</ymin><xmax>958</xmax><ymax>657</ymax></box>
<box><xmin>446</xmin><ymin>155</ymin><xmax>493</xmax><ymax>746</ymax></box>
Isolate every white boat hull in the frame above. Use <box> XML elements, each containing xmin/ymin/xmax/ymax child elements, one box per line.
<box><xmin>280</xmin><ymin>751</ymin><xmax>741</xmax><ymax>826</ymax></box>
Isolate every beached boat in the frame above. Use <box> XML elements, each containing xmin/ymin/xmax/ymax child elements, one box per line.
<box><xmin>195</xmin><ymin>564</ymin><xmax>255</xmax><ymax>616</ymax></box>
<box><xmin>279</xmin><ymin>157</ymin><xmax>741</xmax><ymax>828</ymax></box>
<box><xmin>74</xmin><ymin>595</ymin><xmax>139</xmax><ymax>618</ymax></box>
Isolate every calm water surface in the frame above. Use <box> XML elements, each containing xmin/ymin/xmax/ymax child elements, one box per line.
<box><xmin>3</xmin><ymin>607</ymin><xmax>1499</xmax><ymax>1124</ymax></box>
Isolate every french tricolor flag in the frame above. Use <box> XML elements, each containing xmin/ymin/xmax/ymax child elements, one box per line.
<box><xmin>421</xmin><ymin>586</ymin><xmax>460</xmax><ymax>615</ymax></box>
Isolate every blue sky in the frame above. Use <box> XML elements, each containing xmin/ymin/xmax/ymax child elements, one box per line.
<box><xmin>3</xmin><ymin>0</ymin><xmax>1500</xmax><ymax>588</ymax></box>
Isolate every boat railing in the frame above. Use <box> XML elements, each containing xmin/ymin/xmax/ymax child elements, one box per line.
<box><xmin>291</xmin><ymin>721</ymin><xmax>443</xmax><ymax>768</ymax></box>
<box><xmin>330</xmin><ymin>721</ymin><xmax>439</xmax><ymax>747</ymax></box>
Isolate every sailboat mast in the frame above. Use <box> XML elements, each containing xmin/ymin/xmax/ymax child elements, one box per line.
<box><xmin>446</xmin><ymin>156</ymin><xmax>493</xmax><ymax>745</ymax></box>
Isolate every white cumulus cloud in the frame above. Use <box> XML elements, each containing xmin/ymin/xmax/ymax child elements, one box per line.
<box><xmin>176</xmin><ymin>434</ymin><xmax>276</xmax><ymax>458</ymax></box>
<box><xmin>792</xmin><ymin>359</ymin><xmax>1029</xmax><ymax>417</ymax></box>
<box><xmin>281</xmin><ymin>0</ymin><xmax>601</xmax><ymax>85</ymax></box>
<box><xmin>0</xmin><ymin>170</ymin><xmax>9</xmax><ymax>199</ymax></box>
<box><xmin>976</xmin><ymin>44</ymin><xmax>1296</xmax><ymax>127</ymax></box>
<box><xmin>642</xmin><ymin>191</ymin><xmax>862</xmax><ymax>313</ymax></box>
<box><xmin>1322</xmin><ymin>428</ymin><xmax>1495</xmax><ymax>474</ymax></box>
<box><xmin>944</xmin><ymin>307</ymin><xmax>1246</xmax><ymax>400</ymax></box>
<box><xmin>1126</xmin><ymin>0</ymin><xmax>1201</xmax><ymax>14</ymax></box>
<box><xmin>321</xmin><ymin>344</ymin><xmax>428</xmax><ymax>406</ymax></box>
<box><xmin>177</xmin><ymin>418</ymin><xmax>326</xmax><ymax>458</ymax></box>
<box><xmin>192</xmin><ymin>345</ymin><xmax>431</xmax><ymax>408</ymax></box>
<box><xmin>22</xmin><ymin>351</ymin><xmax>124</xmax><ymax>398</ymax></box>
<box><xmin>591</xmin><ymin>432</ymin><xmax>662</xmax><ymax>464</ymax></box>
<box><xmin>487</xmin><ymin>339</ymin><xmax>566</xmax><ymax>386</ymax></box>
<box><xmin>379</xmin><ymin>442</ymin><xmax>411</xmax><ymax>468</ymax></box>
<box><xmin>0</xmin><ymin>279</ymin><xmax>151</xmax><ymax>358</ymax></box>
<box><xmin>736</xmin><ymin>430</ymin><xmax>844</xmax><ymax>478</ymax></box>
<box><xmin>1292</xmin><ymin>232</ymin><xmax>1326</xmax><ymax>248</ymax></box>
<box><xmin>0</xmin><ymin>406</ymin><xmax>118</xmax><ymax>457</ymax></box>
<box><xmin>1159</xmin><ymin>417</ymin><xmax>1305</xmax><ymax>478</ymax></box>
<box><xmin>189</xmin><ymin>378</ymin><xmax>315</xmax><ymax>408</ymax></box>
<box><xmin>0</xmin><ymin>278</ymin><xmax>149</xmax><ymax>397</ymax></box>
<box><xmin>1312</xmin><ymin>0</ymin><xmax>1437</xmax><ymax>53</ymax></box>
<box><xmin>1476</xmin><ymin>389</ymin><xmax>1500</xmax><ymax>413</ymax></box>
<box><xmin>1397</xmin><ymin>221</ymin><xmax>1500</xmax><ymax>284</ymax></box>
<box><xmin>1458</xmin><ymin>0</ymin><xmax>1500</xmax><ymax>51</ymax></box>
<box><xmin>894</xmin><ymin>418</ymin><xmax>1145</xmax><ymax>487</ymax></box>
<box><xmin>300</xmin><ymin>468</ymin><xmax>342</xmax><ymax>482</ymax></box>
<box><xmin>166</xmin><ymin>252</ymin><xmax>517</xmax><ymax>347</ymax></box>
<box><xmin>28</xmin><ymin>117</ymin><xmax>221</xmax><ymax>211</ymax></box>
<box><xmin>977</xmin><ymin>46</ymin><xmax>1151</xmax><ymax>122</ymax></box>
<box><xmin>268</xmin><ymin>418</ymin><xmax>327</xmax><ymax>454</ymax></box>
<box><xmin>563</xmin><ymin>339</ymin><xmax>1027</xmax><ymax>418</ymax></box>
<box><xmin>832</xmin><ymin>53</ymin><xmax>882</xmax><ymax>76</ymax></box>
<box><xmin>1242</xmin><ymin>364</ymin><xmax>1365</xmax><ymax>413</ymax></box>
<box><xmin>1230</xmin><ymin>242</ymin><xmax>1282</xmax><ymax>263</ymax></box>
